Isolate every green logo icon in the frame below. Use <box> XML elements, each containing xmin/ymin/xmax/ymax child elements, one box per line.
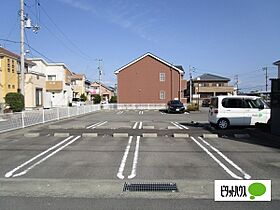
<box><xmin>248</xmin><ymin>183</ymin><xmax>266</xmax><ymax>200</ymax></box>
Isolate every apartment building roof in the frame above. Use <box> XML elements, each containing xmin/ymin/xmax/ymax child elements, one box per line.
<box><xmin>115</xmin><ymin>52</ymin><xmax>184</xmax><ymax>75</ymax></box>
<box><xmin>273</xmin><ymin>60</ymin><xmax>280</xmax><ymax>65</ymax></box>
<box><xmin>193</xmin><ymin>73</ymin><xmax>230</xmax><ymax>82</ymax></box>
<box><xmin>71</xmin><ymin>73</ymin><xmax>85</xmax><ymax>80</ymax></box>
<box><xmin>0</xmin><ymin>47</ymin><xmax>35</xmax><ymax>66</ymax></box>
<box><xmin>91</xmin><ymin>81</ymin><xmax>115</xmax><ymax>92</ymax></box>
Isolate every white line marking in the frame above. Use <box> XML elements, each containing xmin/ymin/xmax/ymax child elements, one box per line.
<box><xmin>116</xmin><ymin>111</ymin><xmax>124</xmax><ymax>115</ymax></box>
<box><xmin>176</xmin><ymin>122</ymin><xmax>189</xmax><ymax>130</ymax></box>
<box><xmin>5</xmin><ymin>136</ymin><xmax>74</xmax><ymax>178</ymax></box>
<box><xmin>132</xmin><ymin>122</ymin><xmax>138</xmax><ymax>129</ymax></box>
<box><xmin>171</xmin><ymin>122</ymin><xmax>183</xmax><ymax>129</ymax></box>
<box><xmin>138</xmin><ymin>122</ymin><xmax>143</xmax><ymax>129</ymax></box>
<box><xmin>12</xmin><ymin>136</ymin><xmax>81</xmax><ymax>177</ymax></box>
<box><xmin>198</xmin><ymin>137</ymin><xmax>251</xmax><ymax>179</ymax></box>
<box><xmin>91</xmin><ymin>121</ymin><xmax>108</xmax><ymax>129</ymax></box>
<box><xmin>128</xmin><ymin>136</ymin><xmax>140</xmax><ymax>179</ymax></box>
<box><xmin>190</xmin><ymin>136</ymin><xmax>242</xmax><ymax>180</ymax></box>
<box><xmin>86</xmin><ymin>121</ymin><xmax>103</xmax><ymax>129</ymax></box>
<box><xmin>117</xmin><ymin>136</ymin><xmax>133</xmax><ymax>179</ymax></box>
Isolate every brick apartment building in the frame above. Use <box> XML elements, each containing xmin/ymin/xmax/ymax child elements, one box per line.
<box><xmin>115</xmin><ymin>53</ymin><xmax>186</xmax><ymax>103</ymax></box>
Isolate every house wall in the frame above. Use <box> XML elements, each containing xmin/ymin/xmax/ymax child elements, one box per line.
<box><xmin>117</xmin><ymin>55</ymin><xmax>182</xmax><ymax>103</ymax></box>
<box><xmin>25</xmin><ymin>73</ymin><xmax>46</xmax><ymax>108</ymax></box>
<box><xmin>0</xmin><ymin>56</ymin><xmax>19</xmax><ymax>103</ymax></box>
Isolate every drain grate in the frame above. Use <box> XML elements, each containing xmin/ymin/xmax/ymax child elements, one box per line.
<box><xmin>123</xmin><ymin>182</ymin><xmax>178</xmax><ymax>192</ymax></box>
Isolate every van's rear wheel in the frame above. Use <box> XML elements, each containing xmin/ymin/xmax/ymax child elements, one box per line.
<box><xmin>217</xmin><ymin>119</ymin><xmax>229</xmax><ymax>129</ymax></box>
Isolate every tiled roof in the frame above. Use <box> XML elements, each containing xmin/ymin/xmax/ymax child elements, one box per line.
<box><xmin>115</xmin><ymin>52</ymin><xmax>184</xmax><ymax>75</ymax></box>
<box><xmin>0</xmin><ymin>47</ymin><xmax>35</xmax><ymax>66</ymax></box>
<box><xmin>193</xmin><ymin>73</ymin><xmax>230</xmax><ymax>82</ymax></box>
<box><xmin>273</xmin><ymin>60</ymin><xmax>280</xmax><ymax>65</ymax></box>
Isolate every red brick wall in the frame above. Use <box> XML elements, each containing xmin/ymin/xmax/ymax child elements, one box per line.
<box><xmin>117</xmin><ymin>55</ymin><xmax>182</xmax><ymax>103</ymax></box>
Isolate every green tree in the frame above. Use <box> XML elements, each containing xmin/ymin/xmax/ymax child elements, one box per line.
<box><xmin>93</xmin><ymin>94</ymin><xmax>101</xmax><ymax>104</ymax></box>
<box><xmin>80</xmin><ymin>93</ymin><xmax>87</xmax><ymax>102</ymax></box>
<box><xmin>5</xmin><ymin>92</ymin><xmax>24</xmax><ymax>112</ymax></box>
<box><xmin>109</xmin><ymin>96</ymin><xmax>117</xmax><ymax>103</ymax></box>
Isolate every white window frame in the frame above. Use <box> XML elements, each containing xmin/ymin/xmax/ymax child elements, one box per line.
<box><xmin>160</xmin><ymin>90</ymin><xmax>166</xmax><ymax>100</ymax></box>
<box><xmin>159</xmin><ymin>72</ymin><xmax>165</xmax><ymax>82</ymax></box>
<box><xmin>47</xmin><ymin>75</ymin><xmax>56</xmax><ymax>81</ymax></box>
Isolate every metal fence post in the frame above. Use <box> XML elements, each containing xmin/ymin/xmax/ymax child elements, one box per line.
<box><xmin>57</xmin><ymin>108</ymin><xmax>60</xmax><ymax>120</ymax></box>
<box><xmin>22</xmin><ymin>112</ymin><xmax>25</xmax><ymax>128</ymax></box>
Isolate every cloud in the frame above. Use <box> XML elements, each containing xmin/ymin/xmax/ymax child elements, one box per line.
<box><xmin>55</xmin><ymin>0</ymin><xmax>162</xmax><ymax>42</ymax></box>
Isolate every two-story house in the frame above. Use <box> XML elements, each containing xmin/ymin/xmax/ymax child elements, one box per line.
<box><xmin>0</xmin><ymin>47</ymin><xmax>35</xmax><ymax>106</ymax></box>
<box><xmin>90</xmin><ymin>81</ymin><xmax>115</xmax><ymax>102</ymax></box>
<box><xmin>186</xmin><ymin>73</ymin><xmax>235</xmax><ymax>103</ymax></box>
<box><xmin>71</xmin><ymin>73</ymin><xmax>86</xmax><ymax>99</ymax></box>
<box><xmin>115</xmin><ymin>53</ymin><xmax>186</xmax><ymax>103</ymax></box>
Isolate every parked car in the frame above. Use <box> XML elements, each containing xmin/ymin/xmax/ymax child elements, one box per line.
<box><xmin>167</xmin><ymin>100</ymin><xmax>185</xmax><ymax>113</ymax></box>
<box><xmin>72</xmin><ymin>98</ymin><xmax>85</xmax><ymax>106</ymax></box>
<box><xmin>202</xmin><ymin>99</ymin><xmax>210</xmax><ymax>107</ymax></box>
<box><xmin>208</xmin><ymin>95</ymin><xmax>270</xmax><ymax>129</ymax></box>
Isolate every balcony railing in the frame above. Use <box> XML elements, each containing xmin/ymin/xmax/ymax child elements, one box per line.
<box><xmin>46</xmin><ymin>81</ymin><xmax>63</xmax><ymax>91</ymax></box>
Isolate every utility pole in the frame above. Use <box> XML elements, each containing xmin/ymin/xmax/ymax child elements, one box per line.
<box><xmin>96</xmin><ymin>59</ymin><xmax>103</xmax><ymax>101</ymax></box>
<box><xmin>262</xmin><ymin>67</ymin><xmax>268</xmax><ymax>92</ymax></box>
<box><xmin>20</xmin><ymin>0</ymin><xmax>25</xmax><ymax>97</ymax></box>
<box><xmin>189</xmin><ymin>65</ymin><xmax>195</xmax><ymax>103</ymax></box>
<box><xmin>234</xmin><ymin>75</ymin><xmax>239</xmax><ymax>95</ymax></box>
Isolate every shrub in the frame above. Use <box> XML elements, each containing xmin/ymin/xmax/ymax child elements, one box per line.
<box><xmin>109</xmin><ymin>96</ymin><xmax>117</xmax><ymax>103</ymax></box>
<box><xmin>93</xmin><ymin>94</ymin><xmax>101</xmax><ymax>104</ymax></box>
<box><xmin>5</xmin><ymin>92</ymin><xmax>24</xmax><ymax>112</ymax></box>
<box><xmin>80</xmin><ymin>93</ymin><xmax>87</xmax><ymax>102</ymax></box>
<box><xmin>187</xmin><ymin>103</ymin><xmax>199</xmax><ymax>111</ymax></box>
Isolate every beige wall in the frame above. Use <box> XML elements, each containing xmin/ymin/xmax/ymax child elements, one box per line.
<box><xmin>25</xmin><ymin>73</ymin><xmax>46</xmax><ymax>108</ymax></box>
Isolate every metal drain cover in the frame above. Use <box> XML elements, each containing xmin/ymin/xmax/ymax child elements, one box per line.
<box><xmin>123</xmin><ymin>182</ymin><xmax>178</xmax><ymax>192</ymax></box>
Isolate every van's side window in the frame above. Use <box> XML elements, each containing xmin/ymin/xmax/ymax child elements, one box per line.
<box><xmin>222</xmin><ymin>98</ymin><xmax>243</xmax><ymax>108</ymax></box>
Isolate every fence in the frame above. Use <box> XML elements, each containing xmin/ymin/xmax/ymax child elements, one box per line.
<box><xmin>0</xmin><ymin>103</ymin><xmax>167</xmax><ymax>134</ymax></box>
<box><xmin>0</xmin><ymin>104</ymin><xmax>101</xmax><ymax>134</ymax></box>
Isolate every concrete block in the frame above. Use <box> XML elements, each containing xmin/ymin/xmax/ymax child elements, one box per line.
<box><xmin>142</xmin><ymin>133</ymin><xmax>157</xmax><ymax>138</ymax></box>
<box><xmin>54</xmin><ymin>133</ymin><xmax>70</xmax><ymax>137</ymax></box>
<box><xmin>168</xmin><ymin>126</ymin><xmax>178</xmax><ymax>130</ymax></box>
<box><xmin>113</xmin><ymin>133</ymin><xmax>129</xmax><ymax>138</ymax></box>
<box><xmin>173</xmin><ymin>133</ymin><xmax>189</xmax><ymax>138</ymax></box>
<box><xmin>142</xmin><ymin>126</ymin><xmax>155</xmax><ymax>129</ymax></box>
<box><xmin>48</xmin><ymin>125</ymin><xmax>62</xmax><ymax>129</ymax></box>
<box><xmin>24</xmin><ymin>133</ymin><xmax>40</xmax><ymax>137</ymax></box>
<box><xmin>82</xmin><ymin>133</ymin><xmax>98</xmax><ymax>138</ymax></box>
<box><xmin>202</xmin><ymin>134</ymin><xmax>218</xmax><ymax>138</ymax></box>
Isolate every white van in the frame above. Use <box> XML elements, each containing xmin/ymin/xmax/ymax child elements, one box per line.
<box><xmin>208</xmin><ymin>95</ymin><xmax>270</xmax><ymax>129</ymax></box>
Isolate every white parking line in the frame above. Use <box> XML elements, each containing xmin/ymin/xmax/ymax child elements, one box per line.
<box><xmin>171</xmin><ymin>122</ymin><xmax>183</xmax><ymax>129</ymax></box>
<box><xmin>138</xmin><ymin>122</ymin><xmax>143</xmax><ymax>129</ymax></box>
<box><xmin>132</xmin><ymin>122</ymin><xmax>138</xmax><ymax>129</ymax></box>
<box><xmin>117</xmin><ymin>136</ymin><xmax>133</xmax><ymax>179</ymax></box>
<box><xmin>190</xmin><ymin>136</ymin><xmax>243</xmax><ymax>180</ymax></box>
<box><xmin>128</xmin><ymin>136</ymin><xmax>140</xmax><ymax>179</ymax></box>
<box><xmin>86</xmin><ymin>121</ymin><xmax>103</xmax><ymax>129</ymax></box>
<box><xmin>5</xmin><ymin>135</ymin><xmax>77</xmax><ymax>178</ymax></box>
<box><xmin>198</xmin><ymin>137</ymin><xmax>251</xmax><ymax>179</ymax></box>
<box><xmin>116</xmin><ymin>111</ymin><xmax>124</xmax><ymax>115</ymax></box>
<box><xmin>171</xmin><ymin>121</ymin><xmax>189</xmax><ymax>129</ymax></box>
<box><xmin>91</xmin><ymin>121</ymin><xmax>108</xmax><ymax>129</ymax></box>
<box><xmin>138</xmin><ymin>111</ymin><xmax>144</xmax><ymax>115</ymax></box>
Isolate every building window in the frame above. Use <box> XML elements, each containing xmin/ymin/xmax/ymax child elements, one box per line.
<box><xmin>37</xmin><ymin>75</ymin><xmax>39</xmax><ymax>80</ymax></box>
<box><xmin>8</xmin><ymin>84</ymin><xmax>11</xmax><ymax>89</ymax></box>
<box><xmin>12</xmin><ymin>85</ymin><xmax>15</xmax><ymax>89</ymax></box>
<box><xmin>47</xmin><ymin>75</ymin><xmax>56</xmax><ymax>81</ymax></box>
<box><xmin>159</xmin><ymin>73</ymin><xmax>165</xmax><ymax>82</ymax></box>
<box><xmin>160</xmin><ymin>90</ymin><xmax>165</xmax><ymax>100</ymax></box>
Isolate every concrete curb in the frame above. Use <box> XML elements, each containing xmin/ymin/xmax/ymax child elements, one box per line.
<box><xmin>173</xmin><ymin>133</ymin><xmax>189</xmax><ymax>138</ymax></box>
<box><xmin>24</xmin><ymin>133</ymin><xmax>40</xmax><ymax>137</ymax></box>
<box><xmin>49</xmin><ymin>125</ymin><xmax>62</xmax><ymax>129</ymax></box>
<box><xmin>54</xmin><ymin>133</ymin><xmax>70</xmax><ymax>137</ymax></box>
<box><xmin>72</xmin><ymin>125</ymin><xmax>86</xmax><ymax>129</ymax></box>
<box><xmin>82</xmin><ymin>133</ymin><xmax>98</xmax><ymax>138</ymax></box>
<box><xmin>142</xmin><ymin>133</ymin><xmax>157</xmax><ymax>138</ymax></box>
<box><xmin>202</xmin><ymin>134</ymin><xmax>218</xmax><ymax>138</ymax></box>
<box><xmin>234</xmin><ymin>134</ymin><xmax>250</xmax><ymax>138</ymax></box>
<box><xmin>113</xmin><ymin>133</ymin><xmax>129</xmax><ymax>138</ymax></box>
<box><xmin>142</xmin><ymin>126</ymin><xmax>155</xmax><ymax>129</ymax></box>
<box><xmin>167</xmin><ymin>126</ymin><xmax>178</xmax><ymax>130</ymax></box>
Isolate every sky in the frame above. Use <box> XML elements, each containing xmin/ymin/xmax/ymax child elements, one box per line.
<box><xmin>0</xmin><ymin>0</ymin><xmax>279</xmax><ymax>91</ymax></box>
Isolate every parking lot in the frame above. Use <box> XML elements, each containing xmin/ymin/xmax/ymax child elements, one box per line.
<box><xmin>0</xmin><ymin>108</ymin><xmax>279</xmax><ymax>209</ymax></box>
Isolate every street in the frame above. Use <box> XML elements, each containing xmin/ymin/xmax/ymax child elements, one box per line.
<box><xmin>0</xmin><ymin>108</ymin><xmax>279</xmax><ymax>210</ymax></box>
